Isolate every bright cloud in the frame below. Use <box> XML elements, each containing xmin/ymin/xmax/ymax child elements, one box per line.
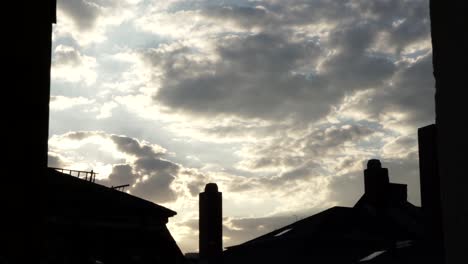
<box><xmin>51</xmin><ymin>45</ymin><xmax>98</xmax><ymax>85</ymax></box>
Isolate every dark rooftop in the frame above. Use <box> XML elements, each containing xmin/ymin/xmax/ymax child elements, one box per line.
<box><xmin>47</xmin><ymin>168</ymin><xmax>176</xmax><ymax>220</ymax></box>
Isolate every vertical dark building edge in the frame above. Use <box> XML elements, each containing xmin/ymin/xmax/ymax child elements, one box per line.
<box><xmin>418</xmin><ymin>125</ymin><xmax>443</xmax><ymax>263</ymax></box>
<box><xmin>430</xmin><ymin>0</ymin><xmax>468</xmax><ymax>263</ymax></box>
<box><xmin>2</xmin><ymin>1</ymin><xmax>55</xmax><ymax>262</ymax></box>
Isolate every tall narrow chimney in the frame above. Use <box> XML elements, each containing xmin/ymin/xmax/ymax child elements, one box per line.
<box><xmin>199</xmin><ymin>183</ymin><xmax>222</xmax><ymax>264</ymax></box>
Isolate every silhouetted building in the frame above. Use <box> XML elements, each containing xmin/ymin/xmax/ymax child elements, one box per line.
<box><xmin>222</xmin><ymin>160</ymin><xmax>433</xmax><ymax>264</ymax></box>
<box><xmin>429</xmin><ymin>1</ymin><xmax>468</xmax><ymax>263</ymax></box>
<box><xmin>362</xmin><ymin>159</ymin><xmax>391</xmax><ymax>207</ymax></box>
<box><xmin>355</xmin><ymin>159</ymin><xmax>409</xmax><ymax>210</ymax></box>
<box><xmin>185</xmin><ymin>252</ymin><xmax>200</xmax><ymax>264</ymax></box>
<box><xmin>199</xmin><ymin>183</ymin><xmax>223</xmax><ymax>264</ymax></box>
<box><xmin>418</xmin><ymin>124</ymin><xmax>444</xmax><ymax>263</ymax></box>
<box><xmin>47</xmin><ymin>168</ymin><xmax>186</xmax><ymax>264</ymax></box>
<box><xmin>3</xmin><ymin>1</ymin><xmax>56</xmax><ymax>262</ymax></box>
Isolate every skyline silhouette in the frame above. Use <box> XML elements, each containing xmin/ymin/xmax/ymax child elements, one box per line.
<box><xmin>2</xmin><ymin>0</ymin><xmax>467</xmax><ymax>263</ymax></box>
<box><xmin>48</xmin><ymin>0</ymin><xmax>436</xmax><ymax>253</ymax></box>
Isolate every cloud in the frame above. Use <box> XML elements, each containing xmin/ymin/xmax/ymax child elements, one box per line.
<box><xmin>57</xmin><ymin>0</ymin><xmax>102</xmax><ymax>31</ymax></box>
<box><xmin>51</xmin><ymin>45</ymin><xmax>98</xmax><ymax>85</ymax></box>
<box><xmin>131</xmin><ymin>158</ymin><xmax>179</xmax><ymax>203</ymax></box>
<box><xmin>150</xmin><ymin>32</ymin><xmax>332</xmax><ymax>121</ymax></box>
<box><xmin>54</xmin><ymin>0</ymin><xmax>140</xmax><ymax>46</ymax></box>
<box><xmin>327</xmin><ymin>170</ymin><xmax>366</xmax><ymax>207</ymax></box>
<box><xmin>236</xmin><ymin>123</ymin><xmax>376</xmax><ymax>175</ymax></box>
<box><xmin>48</xmin><ymin>131</ymin><xmax>211</xmax><ymax>204</ymax></box>
<box><xmin>110</xmin><ymin>134</ymin><xmax>165</xmax><ymax>158</ymax></box>
<box><xmin>140</xmin><ymin>0</ymin><xmax>431</xmax><ymax>128</ymax></box>
<box><xmin>101</xmin><ymin>164</ymin><xmax>137</xmax><ymax>187</ymax></box>
<box><xmin>96</xmin><ymin>101</ymin><xmax>118</xmax><ymax>119</ymax></box>
<box><xmin>375</xmin><ymin>53</ymin><xmax>435</xmax><ymax>127</ymax></box>
<box><xmin>50</xmin><ymin>96</ymin><xmax>96</xmax><ymax>111</ymax></box>
<box><xmin>48</xmin><ymin>152</ymin><xmax>68</xmax><ymax>168</ymax></box>
<box><xmin>384</xmin><ymin>152</ymin><xmax>421</xmax><ymax>205</ymax></box>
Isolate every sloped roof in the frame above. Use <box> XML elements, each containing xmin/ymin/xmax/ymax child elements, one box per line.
<box><xmin>359</xmin><ymin>240</ymin><xmax>441</xmax><ymax>264</ymax></box>
<box><xmin>227</xmin><ymin>206</ymin><xmax>417</xmax><ymax>249</ymax></box>
<box><xmin>47</xmin><ymin>168</ymin><xmax>176</xmax><ymax>220</ymax></box>
<box><xmin>223</xmin><ymin>205</ymin><xmax>423</xmax><ymax>264</ymax></box>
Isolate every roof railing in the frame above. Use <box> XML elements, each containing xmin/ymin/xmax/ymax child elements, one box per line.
<box><xmin>50</xmin><ymin>167</ymin><xmax>98</xmax><ymax>183</ymax></box>
<box><xmin>111</xmin><ymin>184</ymin><xmax>130</xmax><ymax>192</ymax></box>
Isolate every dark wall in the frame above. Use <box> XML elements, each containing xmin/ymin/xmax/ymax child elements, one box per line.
<box><xmin>418</xmin><ymin>124</ymin><xmax>443</xmax><ymax>262</ymax></box>
<box><xmin>429</xmin><ymin>1</ymin><xmax>468</xmax><ymax>263</ymax></box>
<box><xmin>2</xmin><ymin>2</ymin><xmax>55</xmax><ymax>263</ymax></box>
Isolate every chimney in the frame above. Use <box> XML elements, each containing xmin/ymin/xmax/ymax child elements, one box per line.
<box><xmin>199</xmin><ymin>183</ymin><xmax>222</xmax><ymax>264</ymax></box>
<box><xmin>364</xmin><ymin>159</ymin><xmax>390</xmax><ymax>206</ymax></box>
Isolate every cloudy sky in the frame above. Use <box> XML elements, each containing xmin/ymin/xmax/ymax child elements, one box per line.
<box><xmin>49</xmin><ymin>0</ymin><xmax>434</xmax><ymax>253</ymax></box>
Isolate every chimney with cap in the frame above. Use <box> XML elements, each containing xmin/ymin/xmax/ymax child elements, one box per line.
<box><xmin>199</xmin><ymin>183</ymin><xmax>222</xmax><ymax>264</ymax></box>
<box><xmin>356</xmin><ymin>159</ymin><xmax>408</xmax><ymax>209</ymax></box>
